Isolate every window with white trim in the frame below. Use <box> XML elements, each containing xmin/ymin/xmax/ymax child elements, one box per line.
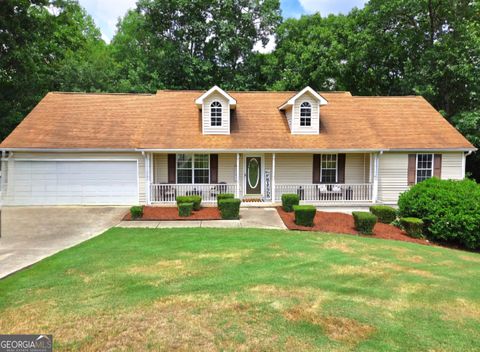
<box><xmin>321</xmin><ymin>154</ymin><xmax>337</xmax><ymax>183</ymax></box>
<box><xmin>416</xmin><ymin>154</ymin><xmax>433</xmax><ymax>183</ymax></box>
<box><xmin>177</xmin><ymin>154</ymin><xmax>210</xmax><ymax>184</ymax></box>
<box><xmin>210</xmin><ymin>101</ymin><xmax>222</xmax><ymax>126</ymax></box>
<box><xmin>300</xmin><ymin>102</ymin><xmax>312</xmax><ymax>127</ymax></box>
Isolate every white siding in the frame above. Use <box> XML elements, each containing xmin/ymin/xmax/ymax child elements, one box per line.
<box><xmin>275</xmin><ymin>154</ymin><xmax>312</xmax><ymax>183</ymax></box>
<box><xmin>153</xmin><ymin>154</ymin><xmax>168</xmax><ymax>183</ymax></box>
<box><xmin>441</xmin><ymin>153</ymin><xmax>464</xmax><ymax>180</ymax></box>
<box><xmin>203</xmin><ymin>92</ymin><xmax>230</xmax><ymax>134</ymax></box>
<box><xmin>218</xmin><ymin>154</ymin><xmax>236</xmax><ymax>183</ymax></box>
<box><xmin>345</xmin><ymin>153</ymin><xmax>370</xmax><ymax>183</ymax></box>
<box><xmin>285</xmin><ymin>108</ymin><xmax>292</xmax><ymax>130</ymax></box>
<box><xmin>4</xmin><ymin>152</ymin><xmax>144</xmax><ymax>205</ymax></box>
<box><xmin>378</xmin><ymin>153</ymin><xmax>409</xmax><ymax>204</ymax></box>
<box><xmin>291</xmin><ymin>91</ymin><xmax>320</xmax><ymax>134</ymax></box>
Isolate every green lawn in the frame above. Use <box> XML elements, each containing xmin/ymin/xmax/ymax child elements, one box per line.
<box><xmin>1</xmin><ymin>228</ymin><xmax>479</xmax><ymax>351</ymax></box>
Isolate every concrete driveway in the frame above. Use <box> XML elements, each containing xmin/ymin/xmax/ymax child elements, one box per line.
<box><xmin>0</xmin><ymin>206</ymin><xmax>127</xmax><ymax>279</ymax></box>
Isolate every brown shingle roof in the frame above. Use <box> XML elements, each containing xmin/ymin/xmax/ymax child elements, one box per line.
<box><xmin>0</xmin><ymin>90</ymin><xmax>474</xmax><ymax>151</ymax></box>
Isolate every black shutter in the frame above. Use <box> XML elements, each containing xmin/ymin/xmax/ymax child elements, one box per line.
<box><xmin>408</xmin><ymin>154</ymin><xmax>416</xmax><ymax>186</ymax></box>
<box><xmin>337</xmin><ymin>154</ymin><xmax>346</xmax><ymax>183</ymax></box>
<box><xmin>210</xmin><ymin>154</ymin><xmax>218</xmax><ymax>183</ymax></box>
<box><xmin>168</xmin><ymin>154</ymin><xmax>176</xmax><ymax>183</ymax></box>
<box><xmin>434</xmin><ymin>154</ymin><xmax>442</xmax><ymax>178</ymax></box>
<box><xmin>313</xmin><ymin>154</ymin><xmax>321</xmax><ymax>184</ymax></box>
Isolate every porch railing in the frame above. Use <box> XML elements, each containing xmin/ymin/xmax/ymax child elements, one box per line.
<box><xmin>150</xmin><ymin>183</ymin><xmax>237</xmax><ymax>203</ymax></box>
<box><xmin>275</xmin><ymin>183</ymin><xmax>373</xmax><ymax>203</ymax></box>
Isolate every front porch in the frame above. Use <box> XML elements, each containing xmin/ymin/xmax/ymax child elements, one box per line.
<box><xmin>144</xmin><ymin>152</ymin><xmax>379</xmax><ymax>206</ymax></box>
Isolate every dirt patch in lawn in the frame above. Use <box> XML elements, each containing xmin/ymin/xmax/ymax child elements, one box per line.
<box><xmin>123</xmin><ymin>206</ymin><xmax>221</xmax><ymax>221</ymax></box>
<box><xmin>284</xmin><ymin>308</ymin><xmax>375</xmax><ymax>344</ymax></box>
<box><xmin>277</xmin><ymin>207</ymin><xmax>430</xmax><ymax>246</ymax></box>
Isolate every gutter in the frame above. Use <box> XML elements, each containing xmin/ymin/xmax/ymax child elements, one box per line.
<box><xmin>0</xmin><ymin>148</ymin><xmax>139</xmax><ymax>153</ymax></box>
<box><xmin>0</xmin><ymin>147</ymin><xmax>476</xmax><ymax>153</ymax></box>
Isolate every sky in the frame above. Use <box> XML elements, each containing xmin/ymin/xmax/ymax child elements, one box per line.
<box><xmin>78</xmin><ymin>0</ymin><xmax>368</xmax><ymax>43</ymax></box>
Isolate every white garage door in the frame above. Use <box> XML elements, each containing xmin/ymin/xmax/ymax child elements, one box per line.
<box><xmin>10</xmin><ymin>160</ymin><xmax>139</xmax><ymax>205</ymax></box>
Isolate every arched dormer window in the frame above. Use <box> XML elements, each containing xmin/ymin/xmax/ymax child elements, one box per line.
<box><xmin>210</xmin><ymin>101</ymin><xmax>222</xmax><ymax>126</ymax></box>
<box><xmin>300</xmin><ymin>102</ymin><xmax>312</xmax><ymax>127</ymax></box>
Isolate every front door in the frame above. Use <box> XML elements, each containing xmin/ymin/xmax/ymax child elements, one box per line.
<box><xmin>246</xmin><ymin>156</ymin><xmax>262</xmax><ymax>195</ymax></box>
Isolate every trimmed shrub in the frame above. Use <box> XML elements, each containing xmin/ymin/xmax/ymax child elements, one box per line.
<box><xmin>352</xmin><ymin>212</ymin><xmax>377</xmax><ymax>235</ymax></box>
<box><xmin>400</xmin><ymin>217</ymin><xmax>424</xmax><ymax>238</ymax></box>
<box><xmin>217</xmin><ymin>193</ymin><xmax>234</xmax><ymax>201</ymax></box>
<box><xmin>217</xmin><ymin>193</ymin><xmax>234</xmax><ymax>211</ymax></box>
<box><xmin>219</xmin><ymin>198</ymin><xmax>241</xmax><ymax>219</ymax></box>
<box><xmin>282</xmin><ymin>194</ymin><xmax>300</xmax><ymax>212</ymax></box>
<box><xmin>178</xmin><ymin>202</ymin><xmax>193</xmax><ymax>217</ymax></box>
<box><xmin>293</xmin><ymin>205</ymin><xmax>316</xmax><ymax>227</ymax></box>
<box><xmin>369</xmin><ymin>205</ymin><xmax>397</xmax><ymax>224</ymax></box>
<box><xmin>176</xmin><ymin>195</ymin><xmax>202</xmax><ymax>211</ymax></box>
<box><xmin>130</xmin><ymin>206</ymin><xmax>144</xmax><ymax>220</ymax></box>
<box><xmin>398</xmin><ymin>178</ymin><xmax>480</xmax><ymax>249</ymax></box>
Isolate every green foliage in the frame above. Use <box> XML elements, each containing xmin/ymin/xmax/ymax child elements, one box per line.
<box><xmin>217</xmin><ymin>193</ymin><xmax>234</xmax><ymax>202</ymax></box>
<box><xmin>178</xmin><ymin>202</ymin><xmax>193</xmax><ymax>217</ymax></box>
<box><xmin>111</xmin><ymin>0</ymin><xmax>281</xmax><ymax>91</ymax></box>
<box><xmin>452</xmin><ymin>111</ymin><xmax>480</xmax><ymax>180</ymax></box>
<box><xmin>352</xmin><ymin>212</ymin><xmax>377</xmax><ymax>235</ymax></box>
<box><xmin>176</xmin><ymin>195</ymin><xmax>201</xmax><ymax>211</ymax></box>
<box><xmin>369</xmin><ymin>205</ymin><xmax>397</xmax><ymax>224</ymax></box>
<box><xmin>281</xmin><ymin>194</ymin><xmax>300</xmax><ymax>212</ymax></box>
<box><xmin>130</xmin><ymin>206</ymin><xmax>144</xmax><ymax>219</ymax></box>
<box><xmin>217</xmin><ymin>193</ymin><xmax>234</xmax><ymax>211</ymax></box>
<box><xmin>400</xmin><ymin>217</ymin><xmax>424</xmax><ymax>239</ymax></box>
<box><xmin>398</xmin><ymin>178</ymin><xmax>480</xmax><ymax>249</ymax></box>
<box><xmin>0</xmin><ymin>0</ymin><xmax>111</xmax><ymax>140</ymax></box>
<box><xmin>218</xmin><ymin>198</ymin><xmax>241</xmax><ymax>220</ymax></box>
<box><xmin>293</xmin><ymin>205</ymin><xmax>316</xmax><ymax>227</ymax></box>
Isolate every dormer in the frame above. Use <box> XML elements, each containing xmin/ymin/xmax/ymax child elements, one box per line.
<box><xmin>279</xmin><ymin>86</ymin><xmax>328</xmax><ymax>134</ymax></box>
<box><xmin>195</xmin><ymin>86</ymin><xmax>236</xmax><ymax>135</ymax></box>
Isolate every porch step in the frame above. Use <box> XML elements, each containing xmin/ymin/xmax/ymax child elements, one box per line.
<box><xmin>242</xmin><ymin>198</ymin><xmax>264</xmax><ymax>203</ymax></box>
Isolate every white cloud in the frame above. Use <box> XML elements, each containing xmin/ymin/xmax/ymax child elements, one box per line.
<box><xmin>78</xmin><ymin>0</ymin><xmax>137</xmax><ymax>42</ymax></box>
<box><xmin>298</xmin><ymin>0</ymin><xmax>367</xmax><ymax>16</ymax></box>
<box><xmin>253</xmin><ymin>36</ymin><xmax>276</xmax><ymax>54</ymax></box>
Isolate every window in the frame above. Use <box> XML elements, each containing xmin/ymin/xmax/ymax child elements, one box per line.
<box><xmin>210</xmin><ymin>101</ymin><xmax>222</xmax><ymax>126</ymax></box>
<box><xmin>416</xmin><ymin>154</ymin><xmax>433</xmax><ymax>183</ymax></box>
<box><xmin>177</xmin><ymin>154</ymin><xmax>210</xmax><ymax>184</ymax></box>
<box><xmin>321</xmin><ymin>154</ymin><xmax>337</xmax><ymax>183</ymax></box>
<box><xmin>300</xmin><ymin>102</ymin><xmax>312</xmax><ymax>127</ymax></box>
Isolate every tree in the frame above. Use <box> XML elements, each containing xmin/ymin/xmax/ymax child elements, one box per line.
<box><xmin>111</xmin><ymin>0</ymin><xmax>282</xmax><ymax>91</ymax></box>
<box><xmin>270</xmin><ymin>13</ymin><xmax>354</xmax><ymax>91</ymax></box>
<box><xmin>0</xmin><ymin>0</ymin><xmax>109</xmax><ymax>139</ymax></box>
<box><xmin>351</xmin><ymin>0</ymin><xmax>480</xmax><ymax>115</ymax></box>
<box><xmin>452</xmin><ymin>111</ymin><xmax>480</xmax><ymax>180</ymax></box>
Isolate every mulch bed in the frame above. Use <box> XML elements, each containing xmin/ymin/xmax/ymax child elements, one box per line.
<box><xmin>123</xmin><ymin>206</ymin><xmax>222</xmax><ymax>221</ymax></box>
<box><xmin>276</xmin><ymin>207</ymin><xmax>430</xmax><ymax>245</ymax></box>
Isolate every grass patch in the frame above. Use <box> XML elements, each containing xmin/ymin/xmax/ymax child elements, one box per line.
<box><xmin>0</xmin><ymin>228</ymin><xmax>479</xmax><ymax>351</ymax></box>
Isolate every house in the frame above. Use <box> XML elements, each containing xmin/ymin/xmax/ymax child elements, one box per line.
<box><xmin>0</xmin><ymin>86</ymin><xmax>475</xmax><ymax>207</ymax></box>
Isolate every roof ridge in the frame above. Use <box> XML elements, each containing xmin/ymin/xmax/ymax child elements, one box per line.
<box><xmin>156</xmin><ymin>89</ymin><xmax>352</xmax><ymax>94</ymax></box>
<box><xmin>351</xmin><ymin>95</ymin><xmax>422</xmax><ymax>99</ymax></box>
<box><xmin>50</xmin><ymin>91</ymin><xmax>154</xmax><ymax>96</ymax></box>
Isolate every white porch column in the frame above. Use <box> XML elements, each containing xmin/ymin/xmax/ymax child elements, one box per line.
<box><xmin>372</xmin><ymin>152</ymin><xmax>380</xmax><ymax>203</ymax></box>
<box><xmin>272</xmin><ymin>153</ymin><xmax>276</xmax><ymax>203</ymax></box>
<box><xmin>236</xmin><ymin>153</ymin><xmax>240</xmax><ymax>198</ymax></box>
<box><xmin>144</xmin><ymin>152</ymin><xmax>151</xmax><ymax>205</ymax></box>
